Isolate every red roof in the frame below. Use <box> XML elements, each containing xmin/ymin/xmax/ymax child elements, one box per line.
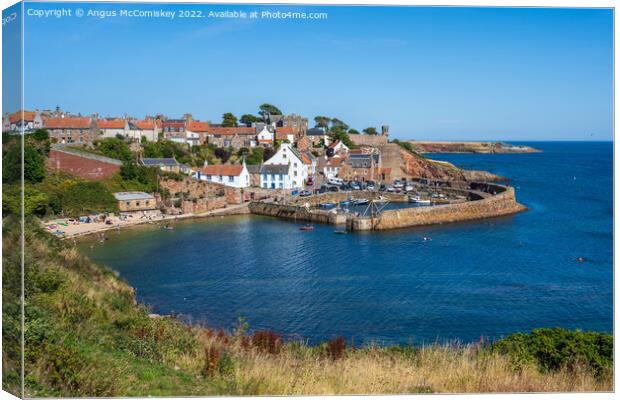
<box><xmin>98</xmin><ymin>119</ymin><xmax>125</xmax><ymax>129</ymax></box>
<box><xmin>9</xmin><ymin>111</ymin><xmax>36</xmax><ymax>123</ymax></box>
<box><xmin>326</xmin><ymin>157</ymin><xmax>345</xmax><ymax>167</ymax></box>
<box><xmin>301</xmin><ymin>154</ymin><xmax>313</xmax><ymax>165</ymax></box>
<box><xmin>276</xmin><ymin>126</ymin><xmax>294</xmax><ymax>134</ymax></box>
<box><xmin>133</xmin><ymin>120</ymin><xmax>155</xmax><ymax>130</ymax></box>
<box><xmin>275</xmin><ymin>131</ymin><xmax>289</xmax><ymax>140</ymax></box>
<box><xmin>162</xmin><ymin>120</ymin><xmax>185</xmax><ymax>129</ymax></box>
<box><xmin>187</xmin><ymin>121</ymin><xmax>210</xmax><ymax>132</ymax></box>
<box><xmin>201</xmin><ymin>164</ymin><xmax>244</xmax><ymax>176</ymax></box>
<box><xmin>208</xmin><ymin>127</ymin><xmax>255</xmax><ymax>136</ymax></box>
<box><xmin>44</xmin><ymin>117</ymin><xmax>92</xmax><ymax>129</ymax></box>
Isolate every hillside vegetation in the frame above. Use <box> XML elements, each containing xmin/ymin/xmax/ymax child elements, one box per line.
<box><xmin>2</xmin><ymin>217</ymin><xmax>612</xmax><ymax>396</ymax></box>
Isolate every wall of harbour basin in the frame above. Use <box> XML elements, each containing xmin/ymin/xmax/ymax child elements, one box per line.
<box><xmin>249</xmin><ymin>182</ymin><xmax>526</xmax><ymax>231</ymax></box>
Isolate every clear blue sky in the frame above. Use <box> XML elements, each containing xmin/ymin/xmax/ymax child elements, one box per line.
<box><xmin>19</xmin><ymin>3</ymin><xmax>613</xmax><ymax>141</ymax></box>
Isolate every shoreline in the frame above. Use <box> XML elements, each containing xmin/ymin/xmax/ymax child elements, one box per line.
<box><xmin>43</xmin><ymin>203</ymin><xmax>250</xmax><ymax>239</ymax></box>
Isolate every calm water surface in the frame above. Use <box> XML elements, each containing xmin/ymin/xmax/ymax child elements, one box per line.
<box><xmin>79</xmin><ymin>142</ymin><xmax>613</xmax><ymax>345</ymax></box>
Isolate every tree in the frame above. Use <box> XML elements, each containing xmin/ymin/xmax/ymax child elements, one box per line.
<box><xmin>258</xmin><ymin>104</ymin><xmax>282</xmax><ymax>119</ymax></box>
<box><xmin>32</xmin><ymin>129</ymin><xmax>49</xmax><ymax>141</ymax></box>
<box><xmin>314</xmin><ymin>116</ymin><xmax>330</xmax><ymax>129</ymax></box>
<box><xmin>348</xmin><ymin>128</ymin><xmax>360</xmax><ymax>135</ymax></box>
<box><xmin>240</xmin><ymin>114</ymin><xmax>261</xmax><ymax>126</ymax></box>
<box><xmin>221</xmin><ymin>113</ymin><xmax>238</xmax><ymax>127</ymax></box>
<box><xmin>330</xmin><ymin>118</ymin><xmax>349</xmax><ymax>132</ymax></box>
<box><xmin>363</xmin><ymin>127</ymin><xmax>378</xmax><ymax>135</ymax></box>
<box><xmin>330</xmin><ymin>130</ymin><xmax>355</xmax><ymax>149</ymax></box>
<box><xmin>3</xmin><ymin>143</ymin><xmax>45</xmax><ymax>184</ymax></box>
<box><xmin>94</xmin><ymin>137</ymin><xmax>133</xmax><ymax>161</ymax></box>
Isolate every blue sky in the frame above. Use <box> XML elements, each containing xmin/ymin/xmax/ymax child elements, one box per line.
<box><xmin>19</xmin><ymin>3</ymin><xmax>613</xmax><ymax>140</ymax></box>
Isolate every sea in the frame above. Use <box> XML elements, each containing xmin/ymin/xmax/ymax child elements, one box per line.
<box><xmin>79</xmin><ymin>141</ymin><xmax>613</xmax><ymax>346</ymax></box>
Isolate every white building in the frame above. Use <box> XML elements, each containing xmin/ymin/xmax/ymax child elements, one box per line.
<box><xmin>3</xmin><ymin>110</ymin><xmax>44</xmax><ymax>133</ymax></box>
<box><xmin>328</xmin><ymin>140</ymin><xmax>349</xmax><ymax>155</ymax></box>
<box><xmin>98</xmin><ymin>119</ymin><xmax>128</xmax><ymax>139</ymax></box>
<box><xmin>323</xmin><ymin>157</ymin><xmax>345</xmax><ymax>179</ymax></box>
<box><xmin>257</xmin><ymin>126</ymin><xmax>274</xmax><ymax>146</ymax></box>
<box><xmin>259</xmin><ymin>163</ymin><xmax>294</xmax><ymax>189</ymax></box>
<box><xmin>127</xmin><ymin>119</ymin><xmax>160</xmax><ymax>142</ymax></box>
<box><xmin>263</xmin><ymin>142</ymin><xmax>308</xmax><ymax>188</ymax></box>
<box><xmin>196</xmin><ymin>161</ymin><xmax>250</xmax><ymax>188</ymax></box>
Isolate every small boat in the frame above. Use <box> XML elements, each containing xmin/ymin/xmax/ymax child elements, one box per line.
<box><xmin>319</xmin><ymin>203</ymin><xmax>336</xmax><ymax>209</ymax></box>
<box><xmin>353</xmin><ymin>199</ymin><xmax>369</xmax><ymax>205</ymax></box>
<box><xmin>409</xmin><ymin>196</ymin><xmax>431</xmax><ymax>205</ymax></box>
<box><xmin>163</xmin><ymin>224</ymin><xmax>174</xmax><ymax>231</ymax></box>
<box><xmin>299</xmin><ymin>225</ymin><xmax>314</xmax><ymax>231</ymax></box>
<box><xmin>340</xmin><ymin>200</ymin><xmax>352</xmax><ymax>206</ymax></box>
<box><xmin>373</xmin><ymin>196</ymin><xmax>389</xmax><ymax>203</ymax></box>
<box><xmin>334</xmin><ymin>229</ymin><xmax>347</xmax><ymax>234</ymax></box>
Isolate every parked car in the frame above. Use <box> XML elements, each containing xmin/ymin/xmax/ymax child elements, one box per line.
<box><xmin>328</xmin><ymin>177</ymin><xmax>344</xmax><ymax>186</ymax></box>
<box><xmin>328</xmin><ymin>185</ymin><xmax>340</xmax><ymax>192</ymax></box>
<box><xmin>350</xmin><ymin>181</ymin><xmax>361</xmax><ymax>190</ymax></box>
<box><xmin>386</xmin><ymin>186</ymin><xmax>396</xmax><ymax>192</ymax></box>
<box><xmin>405</xmin><ymin>184</ymin><xmax>414</xmax><ymax>192</ymax></box>
<box><xmin>367</xmin><ymin>183</ymin><xmax>376</xmax><ymax>191</ymax></box>
<box><xmin>393</xmin><ymin>180</ymin><xmax>404</xmax><ymax>188</ymax></box>
<box><xmin>379</xmin><ymin>184</ymin><xmax>387</xmax><ymax>192</ymax></box>
<box><xmin>300</xmin><ymin>190</ymin><xmax>312</xmax><ymax>197</ymax></box>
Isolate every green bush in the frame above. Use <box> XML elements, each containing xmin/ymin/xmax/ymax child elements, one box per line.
<box><xmin>491</xmin><ymin>328</ymin><xmax>613</xmax><ymax>376</ymax></box>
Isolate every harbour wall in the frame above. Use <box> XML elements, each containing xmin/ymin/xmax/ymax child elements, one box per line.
<box><xmin>250</xmin><ymin>182</ymin><xmax>526</xmax><ymax>231</ymax></box>
<box><xmin>348</xmin><ymin>184</ymin><xmax>525</xmax><ymax>231</ymax></box>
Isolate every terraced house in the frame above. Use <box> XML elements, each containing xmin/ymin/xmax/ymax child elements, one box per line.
<box><xmin>43</xmin><ymin>115</ymin><xmax>98</xmax><ymax>144</ymax></box>
<box><xmin>196</xmin><ymin>162</ymin><xmax>250</xmax><ymax>188</ymax></box>
<box><xmin>262</xmin><ymin>142</ymin><xmax>308</xmax><ymax>188</ymax></box>
<box><xmin>2</xmin><ymin>110</ymin><xmax>44</xmax><ymax>133</ymax></box>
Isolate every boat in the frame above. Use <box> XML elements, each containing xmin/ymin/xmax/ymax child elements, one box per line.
<box><xmin>319</xmin><ymin>203</ymin><xmax>336</xmax><ymax>209</ymax></box>
<box><xmin>299</xmin><ymin>225</ymin><xmax>315</xmax><ymax>231</ymax></box>
<box><xmin>334</xmin><ymin>230</ymin><xmax>347</xmax><ymax>234</ymax></box>
<box><xmin>409</xmin><ymin>195</ymin><xmax>431</xmax><ymax>205</ymax></box>
<box><xmin>353</xmin><ymin>199</ymin><xmax>369</xmax><ymax>205</ymax></box>
<box><xmin>340</xmin><ymin>200</ymin><xmax>352</xmax><ymax>206</ymax></box>
<box><xmin>373</xmin><ymin>196</ymin><xmax>389</xmax><ymax>203</ymax></box>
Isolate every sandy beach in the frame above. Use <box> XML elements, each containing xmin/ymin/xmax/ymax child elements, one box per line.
<box><xmin>42</xmin><ymin>203</ymin><xmax>250</xmax><ymax>239</ymax></box>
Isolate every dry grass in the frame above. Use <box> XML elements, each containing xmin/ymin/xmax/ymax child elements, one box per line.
<box><xmin>189</xmin><ymin>331</ymin><xmax>612</xmax><ymax>395</ymax></box>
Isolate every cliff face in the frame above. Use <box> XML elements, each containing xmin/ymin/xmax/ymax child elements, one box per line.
<box><xmin>379</xmin><ymin>143</ymin><xmax>503</xmax><ymax>182</ymax></box>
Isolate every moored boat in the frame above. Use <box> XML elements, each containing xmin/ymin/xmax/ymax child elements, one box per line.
<box><xmin>353</xmin><ymin>199</ymin><xmax>369</xmax><ymax>205</ymax></box>
<box><xmin>409</xmin><ymin>195</ymin><xmax>432</xmax><ymax>205</ymax></box>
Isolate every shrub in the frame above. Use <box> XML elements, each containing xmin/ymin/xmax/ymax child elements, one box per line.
<box><xmin>327</xmin><ymin>336</ymin><xmax>347</xmax><ymax>360</ymax></box>
<box><xmin>251</xmin><ymin>330</ymin><xmax>282</xmax><ymax>355</ymax></box>
<box><xmin>491</xmin><ymin>328</ymin><xmax>613</xmax><ymax>376</ymax></box>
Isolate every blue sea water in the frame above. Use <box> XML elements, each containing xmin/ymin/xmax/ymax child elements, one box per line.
<box><xmin>80</xmin><ymin>142</ymin><xmax>613</xmax><ymax>345</ymax></box>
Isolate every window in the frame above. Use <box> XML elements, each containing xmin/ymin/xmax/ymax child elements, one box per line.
<box><xmin>126</xmin><ymin>201</ymin><xmax>130</xmax><ymax>206</ymax></box>
<box><xmin>283</xmin><ymin>154</ymin><xmax>287</xmax><ymax>159</ymax></box>
<box><xmin>294</xmin><ymin>171</ymin><xmax>297</xmax><ymax>176</ymax></box>
<box><xmin>146</xmin><ymin>200</ymin><xmax>150</xmax><ymax>205</ymax></box>
<box><xmin>263</xmin><ymin>174</ymin><xmax>267</xmax><ymax>181</ymax></box>
<box><xmin>136</xmin><ymin>201</ymin><xmax>141</xmax><ymax>206</ymax></box>
<box><xmin>228</xmin><ymin>176</ymin><xmax>234</xmax><ymax>182</ymax></box>
<box><xmin>294</xmin><ymin>162</ymin><xmax>297</xmax><ymax>167</ymax></box>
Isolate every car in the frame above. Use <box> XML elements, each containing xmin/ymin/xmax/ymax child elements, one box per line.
<box><xmin>328</xmin><ymin>177</ymin><xmax>344</xmax><ymax>186</ymax></box>
<box><xmin>350</xmin><ymin>182</ymin><xmax>361</xmax><ymax>190</ymax></box>
<box><xmin>386</xmin><ymin>186</ymin><xmax>395</xmax><ymax>192</ymax></box>
<box><xmin>379</xmin><ymin>184</ymin><xmax>387</xmax><ymax>192</ymax></box>
<box><xmin>300</xmin><ymin>190</ymin><xmax>312</xmax><ymax>197</ymax></box>
<box><xmin>393</xmin><ymin>180</ymin><xmax>404</xmax><ymax>188</ymax></box>
<box><xmin>405</xmin><ymin>185</ymin><xmax>414</xmax><ymax>192</ymax></box>
<box><xmin>328</xmin><ymin>185</ymin><xmax>340</xmax><ymax>192</ymax></box>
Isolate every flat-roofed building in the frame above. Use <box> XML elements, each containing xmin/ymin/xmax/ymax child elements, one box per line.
<box><xmin>113</xmin><ymin>192</ymin><xmax>157</xmax><ymax>213</ymax></box>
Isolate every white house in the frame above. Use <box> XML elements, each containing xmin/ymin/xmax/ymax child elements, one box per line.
<box><xmin>328</xmin><ymin>140</ymin><xmax>349</xmax><ymax>155</ymax></box>
<box><xmin>3</xmin><ymin>110</ymin><xmax>44</xmax><ymax>133</ymax></box>
<box><xmin>98</xmin><ymin>119</ymin><xmax>128</xmax><ymax>139</ymax></box>
<box><xmin>323</xmin><ymin>157</ymin><xmax>345</xmax><ymax>179</ymax></box>
<box><xmin>196</xmin><ymin>161</ymin><xmax>250</xmax><ymax>188</ymax></box>
<box><xmin>259</xmin><ymin>163</ymin><xmax>294</xmax><ymax>189</ymax></box>
<box><xmin>263</xmin><ymin>142</ymin><xmax>308</xmax><ymax>188</ymax></box>
<box><xmin>128</xmin><ymin>119</ymin><xmax>160</xmax><ymax>142</ymax></box>
<box><xmin>257</xmin><ymin>126</ymin><xmax>274</xmax><ymax>146</ymax></box>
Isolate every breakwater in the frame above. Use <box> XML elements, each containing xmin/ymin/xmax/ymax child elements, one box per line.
<box><xmin>249</xmin><ymin>182</ymin><xmax>526</xmax><ymax>231</ymax></box>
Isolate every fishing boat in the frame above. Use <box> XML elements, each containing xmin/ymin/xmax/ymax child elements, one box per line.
<box><xmin>299</xmin><ymin>225</ymin><xmax>315</xmax><ymax>231</ymax></box>
<box><xmin>409</xmin><ymin>195</ymin><xmax>431</xmax><ymax>205</ymax></box>
<box><xmin>373</xmin><ymin>196</ymin><xmax>389</xmax><ymax>203</ymax></box>
<box><xmin>319</xmin><ymin>203</ymin><xmax>336</xmax><ymax>209</ymax></box>
<box><xmin>353</xmin><ymin>199</ymin><xmax>369</xmax><ymax>206</ymax></box>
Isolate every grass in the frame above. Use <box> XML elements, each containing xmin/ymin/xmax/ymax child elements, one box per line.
<box><xmin>2</xmin><ymin>216</ymin><xmax>613</xmax><ymax>396</ymax></box>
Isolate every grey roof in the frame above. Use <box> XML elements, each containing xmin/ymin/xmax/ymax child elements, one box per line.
<box><xmin>348</xmin><ymin>154</ymin><xmax>374</xmax><ymax>168</ymax></box>
<box><xmin>246</xmin><ymin>164</ymin><xmax>261</xmax><ymax>174</ymax></box>
<box><xmin>260</xmin><ymin>164</ymin><xmax>289</xmax><ymax>174</ymax></box>
<box><xmin>141</xmin><ymin>158</ymin><xmax>179</xmax><ymax>167</ymax></box>
<box><xmin>307</xmin><ymin>128</ymin><xmax>326</xmax><ymax>136</ymax></box>
<box><xmin>113</xmin><ymin>192</ymin><xmax>155</xmax><ymax>201</ymax></box>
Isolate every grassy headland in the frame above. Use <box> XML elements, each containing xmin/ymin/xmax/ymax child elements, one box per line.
<box><xmin>2</xmin><ymin>216</ymin><xmax>612</xmax><ymax>396</ymax></box>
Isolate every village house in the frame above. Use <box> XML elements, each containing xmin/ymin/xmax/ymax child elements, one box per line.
<box><xmin>195</xmin><ymin>161</ymin><xmax>250</xmax><ymax>188</ymax></box>
<box><xmin>98</xmin><ymin>118</ymin><xmax>128</xmax><ymax>139</ymax></box>
<box><xmin>113</xmin><ymin>192</ymin><xmax>158</xmax><ymax>214</ymax></box>
<box><xmin>296</xmin><ymin>135</ymin><xmax>313</xmax><ymax>152</ymax></box>
<box><xmin>44</xmin><ymin>115</ymin><xmax>98</xmax><ymax>144</ymax></box>
<box><xmin>306</xmin><ymin>127</ymin><xmax>331</xmax><ymax>147</ymax></box>
<box><xmin>186</xmin><ymin>120</ymin><xmax>210</xmax><ymax>146</ymax></box>
<box><xmin>328</xmin><ymin>140</ymin><xmax>349</xmax><ymax>156</ymax></box>
<box><xmin>275</xmin><ymin>126</ymin><xmax>296</xmax><ymax>144</ymax></box>
<box><xmin>161</xmin><ymin>119</ymin><xmax>186</xmax><ymax>143</ymax></box>
<box><xmin>246</xmin><ymin>164</ymin><xmax>262</xmax><ymax>187</ymax></box>
<box><xmin>341</xmin><ymin>153</ymin><xmax>381</xmax><ymax>182</ymax></box>
<box><xmin>257</xmin><ymin>126</ymin><xmax>275</xmax><ymax>146</ymax></box>
<box><xmin>140</xmin><ymin>157</ymin><xmax>181</xmax><ymax>173</ymax></box>
<box><xmin>2</xmin><ymin>110</ymin><xmax>44</xmax><ymax>133</ymax></box>
<box><xmin>301</xmin><ymin>151</ymin><xmax>317</xmax><ymax>175</ymax></box>
<box><xmin>322</xmin><ymin>156</ymin><xmax>346</xmax><ymax>179</ymax></box>
<box><xmin>263</xmin><ymin>142</ymin><xmax>308</xmax><ymax>188</ymax></box>
<box><xmin>128</xmin><ymin>118</ymin><xmax>161</xmax><ymax>142</ymax></box>
<box><xmin>280</xmin><ymin>113</ymin><xmax>308</xmax><ymax>136</ymax></box>
<box><xmin>207</xmin><ymin>127</ymin><xmax>257</xmax><ymax>149</ymax></box>
<box><xmin>259</xmin><ymin>164</ymin><xmax>293</xmax><ymax>189</ymax></box>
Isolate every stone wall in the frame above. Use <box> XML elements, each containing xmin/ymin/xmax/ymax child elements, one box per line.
<box><xmin>249</xmin><ymin>202</ymin><xmax>347</xmax><ymax>225</ymax></box>
<box><xmin>350</xmin><ymin>186</ymin><xmax>525</xmax><ymax>231</ymax></box>
<box><xmin>349</xmin><ymin>134</ymin><xmax>389</xmax><ymax>147</ymax></box>
<box><xmin>47</xmin><ymin>149</ymin><xmax>121</xmax><ymax>180</ymax></box>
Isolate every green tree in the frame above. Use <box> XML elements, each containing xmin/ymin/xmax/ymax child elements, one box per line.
<box><xmin>330</xmin><ymin>118</ymin><xmax>349</xmax><ymax>132</ymax></box>
<box><xmin>240</xmin><ymin>114</ymin><xmax>260</xmax><ymax>126</ymax></box>
<box><xmin>94</xmin><ymin>137</ymin><xmax>133</xmax><ymax>161</ymax></box>
<box><xmin>221</xmin><ymin>113</ymin><xmax>238</xmax><ymax>127</ymax></box>
<box><xmin>32</xmin><ymin>129</ymin><xmax>50</xmax><ymax>141</ymax></box>
<box><xmin>330</xmin><ymin>129</ymin><xmax>355</xmax><ymax>149</ymax></box>
<box><xmin>258</xmin><ymin>104</ymin><xmax>283</xmax><ymax>119</ymax></box>
<box><xmin>363</xmin><ymin>127</ymin><xmax>378</xmax><ymax>135</ymax></box>
<box><xmin>314</xmin><ymin>116</ymin><xmax>330</xmax><ymax>129</ymax></box>
<box><xmin>3</xmin><ymin>143</ymin><xmax>46</xmax><ymax>184</ymax></box>
<box><xmin>348</xmin><ymin>128</ymin><xmax>360</xmax><ymax>135</ymax></box>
